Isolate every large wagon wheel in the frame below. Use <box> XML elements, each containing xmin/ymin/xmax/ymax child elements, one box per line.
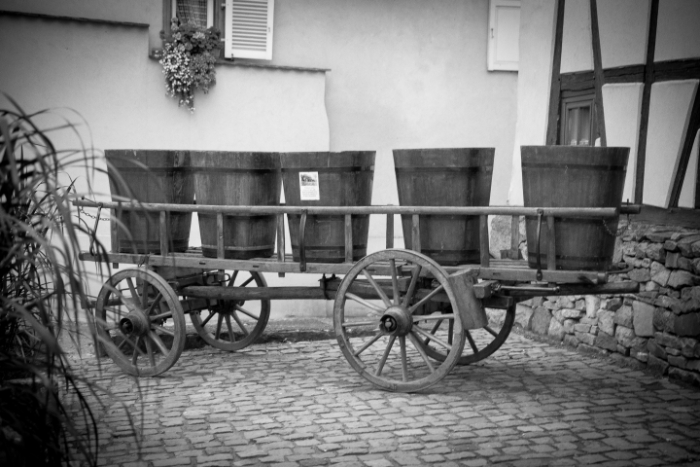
<box><xmin>190</xmin><ymin>270</ymin><xmax>271</xmax><ymax>351</ymax></box>
<box><xmin>94</xmin><ymin>268</ymin><xmax>186</xmax><ymax>376</ymax></box>
<box><xmin>417</xmin><ymin>302</ymin><xmax>516</xmax><ymax>365</ymax></box>
<box><xmin>333</xmin><ymin>249</ymin><xmax>466</xmax><ymax>392</ymax></box>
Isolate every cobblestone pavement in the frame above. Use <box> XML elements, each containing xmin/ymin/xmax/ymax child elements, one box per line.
<box><xmin>69</xmin><ymin>332</ymin><xmax>700</xmax><ymax>467</ymax></box>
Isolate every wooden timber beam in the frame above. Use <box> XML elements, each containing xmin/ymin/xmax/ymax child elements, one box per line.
<box><xmin>589</xmin><ymin>0</ymin><xmax>607</xmax><ymax>146</ymax></box>
<box><xmin>634</xmin><ymin>0</ymin><xmax>659</xmax><ymax>204</ymax></box>
<box><xmin>546</xmin><ymin>0</ymin><xmax>566</xmax><ymax>145</ymax></box>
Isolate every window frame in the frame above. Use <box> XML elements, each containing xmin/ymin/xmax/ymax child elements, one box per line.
<box><xmin>162</xmin><ymin>0</ymin><xmax>223</xmax><ymax>40</ymax></box>
<box><xmin>559</xmin><ymin>89</ymin><xmax>598</xmax><ymax>146</ymax></box>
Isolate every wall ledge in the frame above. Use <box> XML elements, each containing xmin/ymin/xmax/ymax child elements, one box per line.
<box><xmin>0</xmin><ymin>9</ymin><xmax>149</xmax><ymax>29</ymax></box>
<box><xmin>149</xmin><ymin>51</ymin><xmax>329</xmax><ymax>74</ymax></box>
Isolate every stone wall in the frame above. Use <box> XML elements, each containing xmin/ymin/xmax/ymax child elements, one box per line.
<box><xmin>496</xmin><ymin>220</ymin><xmax>700</xmax><ymax>388</ymax></box>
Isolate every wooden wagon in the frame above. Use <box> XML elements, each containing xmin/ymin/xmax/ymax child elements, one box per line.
<box><xmin>76</xmin><ymin>199</ymin><xmax>639</xmax><ymax>392</ymax></box>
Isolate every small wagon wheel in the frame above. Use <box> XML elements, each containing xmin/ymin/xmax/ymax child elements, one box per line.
<box><xmin>417</xmin><ymin>302</ymin><xmax>516</xmax><ymax>365</ymax></box>
<box><xmin>334</xmin><ymin>249</ymin><xmax>465</xmax><ymax>392</ymax></box>
<box><xmin>94</xmin><ymin>268</ymin><xmax>186</xmax><ymax>376</ymax></box>
<box><xmin>190</xmin><ymin>270</ymin><xmax>271</xmax><ymax>351</ymax></box>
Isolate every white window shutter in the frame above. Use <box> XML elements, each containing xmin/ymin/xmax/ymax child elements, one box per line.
<box><xmin>487</xmin><ymin>0</ymin><xmax>520</xmax><ymax>71</ymax></box>
<box><xmin>225</xmin><ymin>0</ymin><xmax>274</xmax><ymax>60</ymax></box>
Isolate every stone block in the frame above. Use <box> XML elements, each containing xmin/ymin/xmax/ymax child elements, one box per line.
<box><xmin>677</xmin><ymin>256</ymin><xmax>694</xmax><ymax>271</ymax></box>
<box><xmin>595</xmin><ymin>332</ymin><xmax>618</xmax><ymax>352</ymax></box>
<box><xmin>580</xmin><ymin>316</ymin><xmax>598</xmax><ymax>325</ymax></box>
<box><xmin>653</xmin><ymin>309</ymin><xmax>675</xmax><ymax>333</ymax></box>
<box><xmin>573</xmin><ymin>323</ymin><xmax>591</xmax><ymax>334</ymax></box>
<box><xmin>679</xmin><ymin>337</ymin><xmax>700</xmax><ymax>358</ymax></box>
<box><xmin>633</xmin><ymin>351</ymin><xmax>649</xmax><ymax>362</ymax></box>
<box><xmin>601</xmin><ymin>297</ymin><xmax>621</xmax><ymax>312</ymax></box>
<box><xmin>668</xmin><ymin>270</ymin><xmax>697</xmax><ymax>289</ymax></box>
<box><xmin>666</xmin><ymin>347</ymin><xmax>681</xmax><ymax>356</ymax></box>
<box><xmin>556</xmin><ymin>296</ymin><xmax>574</xmax><ymax>310</ymax></box>
<box><xmin>669</xmin><ymin>368</ymin><xmax>700</xmax><ymax>388</ymax></box>
<box><xmin>654</xmin><ymin>331</ymin><xmax>682</xmax><ymax>349</ymax></box>
<box><xmin>647</xmin><ymin>340</ymin><xmax>667</xmax><ymax>360</ymax></box>
<box><xmin>563</xmin><ymin>334</ymin><xmax>580</xmax><ymax>348</ymax></box>
<box><xmin>677</xmin><ymin>234</ymin><xmax>700</xmax><ymax>256</ymax></box>
<box><xmin>575</xmin><ymin>332</ymin><xmax>596</xmax><ymax>346</ymax></box>
<box><xmin>694</xmin><ymin>258</ymin><xmax>700</xmax><ymax>275</ymax></box>
<box><xmin>530</xmin><ymin>306</ymin><xmax>552</xmax><ymax>335</ymax></box>
<box><xmin>514</xmin><ymin>303</ymin><xmax>533</xmax><ymax>329</ymax></box>
<box><xmin>650</xmin><ymin>261</ymin><xmax>670</xmax><ymax>286</ymax></box>
<box><xmin>616</xmin><ymin>345</ymin><xmax>630</xmax><ymax>356</ymax></box>
<box><xmin>543</xmin><ymin>299</ymin><xmax>557</xmax><ymax>310</ymax></box>
<box><xmin>654</xmin><ymin>294</ymin><xmax>679</xmax><ymax>311</ymax></box>
<box><xmin>674</xmin><ymin>313</ymin><xmax>700</xmax><ymax>337</ymax></box>
<box><xmin>552</xmin><ymin>309</ymin><xmax>564</xmax><ymax>323</ymax></box>
<box><xmin>629</xmin><ymin>268</ymin><xmax>651</xmax><ymax>283</ymax></box>
<box><xmin>615</xmin><ymin>326</ymin><xmax>638</xmax><ymax>348</ymax></box>
<box><xmin>664</xmin><ymin>240</ymin><xmax>678</xmax><ymax>252</ymax></box>
<box><xmin>597</xmin><ymin>310</ymin><xmax>616</xmax><ymax>336</ymax></box>
<box><xmin>585</xmin><ymin>296</ymin><xmax>601</xmax><ymax>318</ymax></box>
<box><xmin>646</xmin><ymin>243</ymin><xmax>667</xmax><ymax>262</ymax></box>
<box><xmin>692</xmin><ymin>241</ymin><xmax>700</xmax><ymax>257</ymax></box>
<box><xmin>680</xmin><ymin>285</ymin><xmax>700</xmax><ymax>303</ymax></box>
<box><xmin>590</xmin><ymin>325</ymin><xmax>599</xmax><ymax>335</ymax></box>
<box><xmin>646</xmin><ymin>354</ymin><xmax>669</xmax><ymax>376</ymax></box>
<box><xmin>688</xmin><ymin>359</ymin><xmax>700</xmax><ymax>371</ymax></box>
<box><xmin>548</xmin><ymin>319</ymin><xmax>565</xmax><ymax>341</ymax></box>
<box><xmin>563</xmin><ymin>318</ymin><xmax>577</xmax><ymax>334</ymax></box>
<box><xmin>637</xmin><ymin>291</ymin><xmax>659</xmax><ymax>301</ymax></box>
<box><xmin>614</xmin><ymin>305</ymin><xmax>633</xmax><ymax>327</ymax></box>
<box><xmin>632</xmin><ymin>301</ymin><xmax>655</xmax><ymax>337</ymax></box>
<box><xmin>645</xmin><ymin>281</ymin><xmax>660</xmax><ymax>292</ymax></box>
<box><xmin>646</xmin><ymin>230</ymin><xmax>676</xmax><ymax>243</ymax></box>
<box><xmin>561</xmin><ymin>308</ymin><xmax>584</xmax><ymax>319</ymax></box>
<box><xmin>665</xmin><ymin>251</ymin><xmax>681</xmax><ymax>268</ymax></box>
<box><xmin>667</xmin><ymin>355</ymin><xmax>688</xmax><ymax>369</ymax></box>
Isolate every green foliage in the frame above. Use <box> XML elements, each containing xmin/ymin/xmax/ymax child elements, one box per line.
<box><xmin>160</xmin><ymin>19</ymin><xmax>222</xmax><ymax>112</ymax></box>
<box><xmin>0</xmin><ymin>96</ymin><xmax>112</xmax><ymax>466</ymax></box>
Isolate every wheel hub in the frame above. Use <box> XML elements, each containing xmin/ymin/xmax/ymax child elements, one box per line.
<box><xmin>119</xmin><ymin>311</ymin><xmax>150</xmax><ymax>336</ymax></box>
<box><xmin>379</xmin><ymin>306</ymin><xmax>412</xmax><ymax>336</ymax></box>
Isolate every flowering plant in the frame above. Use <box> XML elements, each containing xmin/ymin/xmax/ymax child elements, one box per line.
<box><xmin>160</xmin><ymin>19</ymin><xmax>222</xmax><ymax>111</ymax></box>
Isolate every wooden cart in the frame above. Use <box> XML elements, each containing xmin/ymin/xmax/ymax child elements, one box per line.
<box><xmin>75</xmin><ymin>199</ymin><xmax>639</xmax><ymax>392</ymax></box>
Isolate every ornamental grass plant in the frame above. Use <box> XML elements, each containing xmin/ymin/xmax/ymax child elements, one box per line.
<box><xmin>160</xmin><ymin>19</ymin><xmax>222</xmax><ymax>112</ymax></box>
<box><xmin>0</xmin><ymin>97</ymin><xmax>136</xmax><ymax>465</ymax></box>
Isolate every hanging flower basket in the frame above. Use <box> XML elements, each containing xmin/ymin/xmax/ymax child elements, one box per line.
<box><xmin>160</xmin><ymin>19</ymin><xmax>222</xmax><ymax>112</ymax></box>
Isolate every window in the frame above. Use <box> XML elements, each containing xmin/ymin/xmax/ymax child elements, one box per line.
<box><xmin>487</xmin><ymin>0</ymin><xmax>520</xmax><ymax>71</ymax></box>
<box><xmin>560</xmin><ymin>91</ymin><xmax>597</xmax><ymax>146</ymax></box>
<box><xmin>163</xmin><ymin>0</ymin><xmax>274</xmax><ymax>61</ymax></box>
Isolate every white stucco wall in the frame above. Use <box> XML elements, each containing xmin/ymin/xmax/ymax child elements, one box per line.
<box><xmin>560</xmin><ymin>0</ymin><xmax>593</xmax><ymax>73</ymax></box>
<box><xmin>598</xmin><ymin>0</ymin><xmax>649</xmax><ymax>68</ymax></box>
<box><xmin>645</xmin><ymin>80</ymin><xmax>699</xmax><ymax>208</ymax></box>
<box><xmin>656</xmin><ymin>0</ymin><xmax>700</xmax><ymax>61</ymax></box>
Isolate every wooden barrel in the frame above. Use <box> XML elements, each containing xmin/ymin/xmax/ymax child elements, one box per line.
<box><xmin>393</xmin><ymin>148</ymin><xmax>494</xmax><ymax>266</ymax></box>
<box><xmin>106</xmin><ymin>150</ymin><xmax>194</xmax><ymax>254</ymax></box>
<box><xmin>191</xmin><ymin>152</ymin><xmax>281</xmax><ymax>259</ymax></box>
<box><xmin>521</xmin><ymin>146</ymin><xmax>629</xmax><ymax>271</ymax></box>
<box><xmin>281</xmin><ymin>151</ymin><xmax>375</xmax><ymax>263</ymax></box>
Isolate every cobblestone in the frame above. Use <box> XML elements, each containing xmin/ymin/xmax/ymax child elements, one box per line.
<box><xmin>68</xmin><ymin>332</ymin><xmax>700</xmax><ymax>466</ymax></box>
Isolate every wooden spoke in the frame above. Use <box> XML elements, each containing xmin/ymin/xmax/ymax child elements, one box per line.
<box><xmin>413</xmin><ymin>313</ymin><xmax>456</xmax><ymax>322</ymax></box>
<box><xmin>465</xmin><ymin>330</ymin><xmax>478</xmax><ymax>354</ymax></box>
<box><xmin>191</xmin><ymin>270</ymin><xmax>270</xmax><ymax>352</ymax></box>
<box><xmin>408</xmin><ymin>333</ymin><xmax>435</xmax><ymax>374</ymax></box>
<box><xmin>484</xmin><ymin>325</ymin><xmax>498</xmax><ymax>338</ymax></box>
<box><xmin>215</xmin><ymin>314</ymin><xmax>224</xmax><ymax>340</ymax></box>
<box><xmin>408</xmin><ymin>284</ymin><xmax>445</xmax><ymax>314</ymax></box>
<box><xmin>145</xmin><ymin>292</ymin><xmax>163</xmax><ymax>315</ymax></box>
<box><xmin>231</xmin><ymin>311</ymin><xmax>249</xmax><ymax>336</ymax></box>
<box><xmin>399</xmin><ymin>336</ymin><xmax>408</xmax><ymax>382</ymax></box>
<box><xmin>389</xmin><ymin>259</ymin><xmax>400</xmax><ymax>305</ymax></box>
<box><xmin>148</xmin><ymin>331</ymin><xmax>170</xmax><ymax>356</ymax></box>
<box><xmin>402</xmin><ymin>265</ymin><xmax>422</xmax><ymax>308</ymax></box>
<box><xmin>144</xmin><ymin>337</ymin><xmax>156</xmax><ymax>367</ymax></box>
<box><xmin>375</xmin><ymin>335</ymin><xmax>396</xmax><ymax>377</ymax></box>
<box><xmin>225</xmin><ymin>314</ymin><xmax>236</xmax><ymax>342</ymax></box>
<box><xmin>126</xmin><ymin>277</ymin><xmax>138</xmax><ymax>300</ymax></box>
<box><xmin>234</xmin><ymin>304</ymin><xmax>258</xmax><ymax>320</ymax></box>
<box><xmin>140</xmin><ymin>279</ymin><xmax>148</xmax><ymax>308</ymax></box>
<box><xmin>345</xmin><ymin>292</ymin><xmax>385</xmax><ymax>314</ymax></box>
<box><xmin>131</xmin><ymin>336</ymin><xmax>141</xmax><ymax>365</ymax></box>
<box><xmin>362</xmin><ymin>269</ymin><xmax>392</xmax><ymax>307</ymax></box>
<box><xmin>412</xmin><ymin>326</ymin><xmax>453</xmax><ymax>351</ymax></box>
<box><xmin>149</xmin><ymin>310</ymin><xmax>173</xmax><ymax>322</ymax></box>
<box><xmin>200</xmin><ymin>310</ymin><xmax>216</xmax><ymax>327</ymax></box>
<box><xmin>352</xmin><ymin>332</ymin><xmax>383</xmax><ymax>357</ymax></box>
